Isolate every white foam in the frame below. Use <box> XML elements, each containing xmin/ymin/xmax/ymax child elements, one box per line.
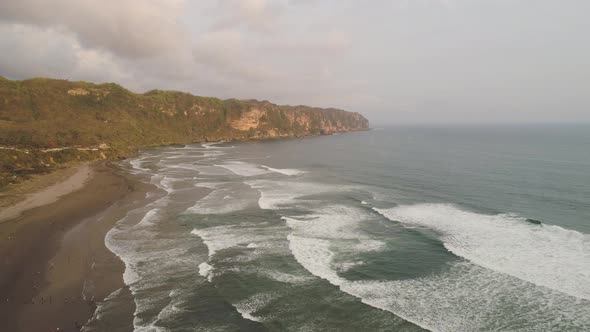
<box><xmin>273</xmin><ymin>200</ymin><xmax>590</xmax><ymax>330</ymax></box>
<box><xmin>107</xmin><ymin>141</ymin><xmax>590</xmax><ymax>331</ymax></box>
<box><xmin>258</xmin><ymin>268</ymin><xmax>315</xmax><ymax>284</ymax></box>
<box><xmin>282</xmin><ymin>205</ymin><xmax>381</xmax><ymax>242</ymax></box>
<box><xmin>288</xmin><ymin>234</ymin><xmax>342</xmax><ymax>285</ymax></box>
<box><xmin>216</xmin><ymin>161</ymin><xmax>270</xmax><ymax>177</ymax></box>
<box><xmin>185</xmin><ymin>189</ymin><xmax>251</xmax><ymax>215</ymax></box>
<box><xmin>239</xmin><ymin>311</ymin><xmax>261</xmax><ymax>322</ymax></box>
<box><xmin>160</xmin><ymin>148</ymin><xmax>225</xmax><ymax>160</ymax></box>
<box><xmin>156</xmin><ymin>300</ymin><xmax>188</xmax><ymax>323</ymax></box>
<box><xmin>105</xmin><ymin>222</ymin><xmax>141</xmax><ymax>286</ymax></box>
<box><xmin>375</xmin><ymin>203</ymin><xmax>590</xmax><ymax>301</ymax></box>
<box><xmin>201</xmin><ymin>142</ymin><xmax>228</xmax><ymax>149</ymax></box>
<box><xmin>82</xmin><ymin>288</ymin><xmax>127</xmax><ymax>331</ymax></box>
<box><xmin>246</xmin><ymin>180</ymin><xmax>343</xmax><ymax>210</ymax></box>
<box><xmin>198</xmin><ymin>262</ymin><xmax>214</xmax><ymax>282</ymax></box>
<box><xmin>352</xmin><ymin>239</ymin><xmax>386</xmax><ymax>252</ymax></box>
<box><xmin>261</xmin><ymin>165</ymin><xmax>306</xmax><ymax>176</ymax></box>
<box><xmin>136</xmin><ymin>208</ymin><xmax>160</xmax><ymax>227</ymax></box>
<box><xmin>158</xmin><ymin>163</ymin><xmax>195</xmax><ymax>172</ymax></box>
<box><xmin>130</xmin><ymin>158</ymin><xmax>150</xmax><ymax>173</ymax></box>
<box><xmin>159</xmin><ymin>177</ymin><xmax>176</xmax><ymax>193</ymax></box>
<box><xmin>283</xmin><ymin>205</ymin><xmax>384</xmax><ymax>284</ymax></box>
<box><xmin>335</xmin><ymin>260</ymin><xmax>364</xmax><ymax>272</ymax></box>
<box><xmin>233</xmin><ymin>292</ymin><xmax>275</xmax><ymax>322</ymax></box>
<box><xmin>202</xmin><ymin>150</ymin><xmax>226</xmax><ymax>158</ymax></box>
<box><xmin>342</xmin><ymin>261</ymin><xmax>590</xmax><ymax>332</ymax></box>
<box><xmin>107</xmin><ymin>145</ymin><xmax>260</xmax><ymax>331</ymax></box>
<box><xmin>192</xmin><ymin>165</ymin><xmax>232</xmax><ymax>176</ymax></box>
<box><xmin>286</xmin><ymin>215</ymin><xmax>590</xmax><ymax>331</ymax></box>
<box><xmin>163</xmin><ymin>153</ymin><xmax>193</xmax><ymax>159</ymax></box>
<box><xmin>191</xmin><ymin>226</ymin><xmax>276</xmax><ymax>258</ymax></box>
<box><xmin>105</xmin><ymin>189</ymin><xmax>204</xmax><ymax>332</ymax></box>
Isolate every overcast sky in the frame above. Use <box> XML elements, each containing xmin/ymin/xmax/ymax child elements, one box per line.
<box><xmin>1</xmin><ymin>0</ymin><xmax>588</xmax><ymax>124</ymax></box>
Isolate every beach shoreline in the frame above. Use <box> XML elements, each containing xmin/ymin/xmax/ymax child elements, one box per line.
<box><xmin>0</xmin><ymin>161</ymin><xmax>144</xmax><ymax>332</ymax></box>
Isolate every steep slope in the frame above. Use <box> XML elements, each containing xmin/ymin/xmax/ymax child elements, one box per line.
<box><xmin>0</xmin><ymin>77</ymin><xmax>368</xmax><ymax>186</ymax></box>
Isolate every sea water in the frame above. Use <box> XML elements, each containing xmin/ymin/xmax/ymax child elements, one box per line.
<box><xmin>89</xmin><ymin>124</ymin><xmax>590</xmax><ymax>332</ymax></box>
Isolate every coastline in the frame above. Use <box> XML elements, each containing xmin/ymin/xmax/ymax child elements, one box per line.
<box><xmin>0</xmin><ymin>131</ymin><xmax>369</xmax><ymax>331</ymax></box>
<box><xmin>0</xmin><ymin>161</ymin><xmax>144</xmax><ymax>332</ymax></box>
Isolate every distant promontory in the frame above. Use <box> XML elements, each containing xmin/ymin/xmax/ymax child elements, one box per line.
<box><xmin>0</xmin><ymin>77</ymin><xmax>369</xmax><ymax>186</ymax></box>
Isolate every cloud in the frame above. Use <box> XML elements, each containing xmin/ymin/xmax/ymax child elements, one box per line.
<box><xmin>192</xmin><ymin>30</ymin><xmax>280</xmax><ymax>82</ymax></box>
<box><xmin>0</xmin><ymin>0</ymin><xmax>188</xmax><ymax>58</ymax></box>
<box><xmin>0</xmin><ymin>0</ymin><xmax>349</xmax><ymax>91</ymax></box>
<box><xmin>209</xmin><ymin>0</ymin><xmax>285</xmax><ymax>33</ymax></box>
<box><xmin>189</xmin><ymin>0</ymin><xmax>353</xmax><ymax>88</ymax></box>
<box><xmin>0</xmin><ymin>24</ymin><xmax>76</xmax><ymax>79</ymax></box>
<box><xmin>1</xmin><ymin>0</ymin><xmax>589</xmax><ymax>123</ymax></box>
<box><xmin>0</xmin><ymin>0</ymin><xmax>202</xmax><ymax>92</ymax></box>
<box><xmin>0</xmin><ymin>23</ymin><xmax>130</xmax><ymax>84</ymax></box>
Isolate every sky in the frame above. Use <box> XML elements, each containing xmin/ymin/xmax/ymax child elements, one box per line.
<box><xmin>0</xmin><ymin>0</ymin><xmax>589</xmax><ymax>124</ymax></box>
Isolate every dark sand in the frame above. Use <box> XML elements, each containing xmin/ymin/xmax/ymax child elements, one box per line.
<box><xmin>0</xmin><ymin>162</ymin><xmax>148</xmax><ymax>332</ymax></box>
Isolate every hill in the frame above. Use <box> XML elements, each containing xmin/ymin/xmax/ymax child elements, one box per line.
<box><xmin>0</xmin><ymin>77</ymin><xmax>368</xmax><ymax>186</ymax></box>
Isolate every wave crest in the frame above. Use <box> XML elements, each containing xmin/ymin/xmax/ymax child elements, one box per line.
<box><xmin>374</xmin><ymin>203</ymin><xmax>590</xmax><ymax>300</ymax></box>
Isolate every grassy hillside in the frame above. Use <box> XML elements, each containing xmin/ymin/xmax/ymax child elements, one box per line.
<box><xmin>0</xmin><ymin>77</ymin><xmax>368</xmax><ymax>187</ymax></box>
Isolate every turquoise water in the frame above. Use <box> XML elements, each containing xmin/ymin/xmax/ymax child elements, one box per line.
<box><xmin>91</xmin><ymin>125</ymin><xmax>590</xmax><ymax>331</ymax></box>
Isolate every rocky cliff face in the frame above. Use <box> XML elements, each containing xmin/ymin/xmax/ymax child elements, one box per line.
<box><xmin>0</xmin><ymin>77</ymin><xmax>369</xmax><ymax>186</ymax></box>
<box><xmin>228</xmin><ymin>106</ymin><xmax>368</xmax><ymax>139</ymax></box>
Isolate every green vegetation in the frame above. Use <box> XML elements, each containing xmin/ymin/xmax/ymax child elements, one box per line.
<box><xmin>0</xmin><ymin>77</ymin><xmax>368</xmax><ymax>187</ymax></box>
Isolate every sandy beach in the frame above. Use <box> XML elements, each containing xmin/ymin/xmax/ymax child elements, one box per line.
<box><xmin>0</xmin><ymin>162</ymin><xmax>145</xmax><ymax>332</ymax></box>
<box><xmin>0</xmin><ymin>164</ymin><xmax>93</xmax><ymax>223</ymax></box>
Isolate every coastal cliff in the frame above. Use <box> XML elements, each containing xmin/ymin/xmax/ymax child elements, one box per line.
<box><xmin>0</xmin><ymin>77</ymin><xmax>368</xmax><ymax>186</ymax></box>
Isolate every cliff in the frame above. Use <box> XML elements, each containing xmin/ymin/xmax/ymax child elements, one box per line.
<box><xmin>0</xmin><ymin>77</ymin><xmax>368</xmax><ymax>186</ymax></box>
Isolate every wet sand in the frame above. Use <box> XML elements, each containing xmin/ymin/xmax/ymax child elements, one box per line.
<box><xmin>0</xmin><ymin>162</ymin><xmax>146</xmax><ymax>332</ymax></box>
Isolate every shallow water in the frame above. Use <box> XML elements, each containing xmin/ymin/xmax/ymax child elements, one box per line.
<box><xmin>92</xmin><ymin>125</ymin><xmax>590</xmax><ymax>331</ymax></box>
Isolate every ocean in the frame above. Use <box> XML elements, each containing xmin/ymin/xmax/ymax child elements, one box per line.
<box><xmin>85</xmin><ymin>125</ymin><xmax>590</xmax><ymax>331</ymax></box>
